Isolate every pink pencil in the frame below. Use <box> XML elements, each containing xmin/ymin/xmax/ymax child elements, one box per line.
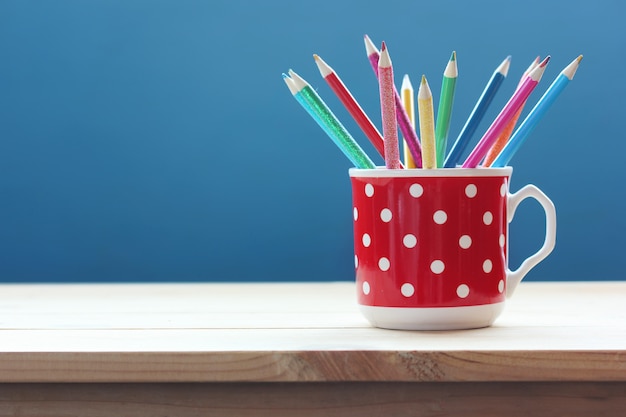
<box><xmin>364</xmin><ymin>35</ymin><xmax>422</xmax><ymax>167</ymax></box>
<box><xmin>378</xmin><ymin>42</ymin><xmax>401</xmax><ymax>169</ymax></box>
<box><xmin>462</xmin><ymin>56</ymin><xmax>551</xmax><ymax>168</ymax></box>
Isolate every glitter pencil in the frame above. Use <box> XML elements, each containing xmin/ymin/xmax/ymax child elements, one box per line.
<box><xmin>462</xmin><ymin>56</ymin><xmax>550</xmax><ymax>168</ymax></box>
<box><xmin>435</xmin><ymin>51</ymin><xmax>458</xmax><ymax>167</ymax></box>
<box><xmin>364</xmin><ymin>35</ymin><xmax>422</xmax><ymax>167</ymax></box>
<box><xmin>443</xmin><ymin>56</ymin><xmax>510</xmax><ymax>167</ymax></box>
<box><xmin>283</xmin><ymin>71</ymin><xmax>375</xmax><ymax>169</ymax></box>
<box><xmin>418</xmin><ymin>75</ymin><xmax>437</xmax><ymax>169</ymax></box>
<box><xmin>401</xmin><ymin>74</ymin><xmax>417</xmax><ymax>168</ymax></box>
<box><xmin>483</xmin><ymin>56</ymin><xmax>540</xmax><ymax>167</ymax></box>
<box><xmin>378</xmin><ymin>42</ymin><xmax>402</xmax><ymax>169</ymax></box>
<box><xmin>313</xmin><ymin>54</ymin><xmax>386</xmax><ymax>160</ymax></box>
<box><xmin>491</xmin><ymin>55</ymin><xmax>583</xmax><ymax>167</ymax></box>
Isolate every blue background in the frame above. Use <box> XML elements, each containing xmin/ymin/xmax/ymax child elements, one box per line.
<box><xmin>0</xmin><ymin>0</ymin><xmax>622</xmax><ymax>282</ymax></box>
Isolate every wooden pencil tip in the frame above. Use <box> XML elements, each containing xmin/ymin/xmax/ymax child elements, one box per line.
<box><xmin>381</xmin><ymin>41</ymin><xmax>387</xmax><ymax>51</ymax></box>
<box><xmin>450</xmin><ymin>51</ymin><xmax>456</xmax><ymax>61</ymax></box>
<box><xmin>313</xmin><ymin>54</ymin><xmax>319</xmax><ymax>60</ymax></box>
<box><xmin>421</xmin><ymin>74</ymin><xmax>427</xmax><ymax>84</ymax></box>
<box><xmin>539</xmin><ymin>56</ymin><xmax>551</xmax><ymax>67</ymax></box>
<box><xmin>363</xmin><ymin>34</ymin><xmax>379</xmax><ymax>56</ymax></box>
<box><xmin>577</xmin><ymin>54</ymin><xmax>583</xmax><ymax>63</ymax></box>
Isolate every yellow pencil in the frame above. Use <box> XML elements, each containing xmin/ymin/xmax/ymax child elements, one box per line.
<box><xmin>401</xmin><ymin>74</ymin><xmax>417</xmax><ymax>168</ymax></box>
<box><xmin>418</xmin><ymin>75</ymin><xmax>436</xmax><ymax>169</ymax></box>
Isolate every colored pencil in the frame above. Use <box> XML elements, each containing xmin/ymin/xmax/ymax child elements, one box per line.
<box><xmin>491</xmin><ymin>55</ymin><xmax>583</xmax><ymax>167</ymax></box>
<box><xmin>443</xmin><ymin>56</ymin><xmax>510</xmax><ymax>168</ymax></box>
<box><xmin>418</xmin><ymin>75</ymin><xmax>436</xmax><ymax>169</ymax></box>
<box><xmin>364</xmin><ymin>35</ymin><xmax>422</xmax><ymax>167</ymax></box>
<box><xmin>378</xmin><ymin>42</ymin><xmax>402</xmax><ymax>169</ymax></box>
<box><xmin>283</xmin><ymin>71</ymin><xmax>375</xmax><ymax>169</ymax></box>
<box><xmin>435</xmin><ymin>51</ymin><xmax>458</xmax><ymax>167</ymax></box>
<box><xmin>401</xmin><ymin>74</ymin><xmax>417</xmax><ymax>168</ymax></box>
<box><xmin>313</xmin><ymin>54</ymin><xmax>386</xmax><ymax>160</ymax></box>
<box><xmin>462</xmin><ymin>56</ymin><xmax>550</xmax><ymax>168</ymax></box>
<box><xmin>483</xmin><ymin>56</ymin><xmax>540</xmax><ymax>166</ymax></box>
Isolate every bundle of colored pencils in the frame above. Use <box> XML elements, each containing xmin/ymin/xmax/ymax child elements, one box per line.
<box><xmin>283</xmin><ymin>35</ymin><xmax>582</xmax><ymax>169</ymax></box>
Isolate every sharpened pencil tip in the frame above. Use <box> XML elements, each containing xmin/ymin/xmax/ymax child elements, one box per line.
<box><xmin>577</xmin><ymin>54</ymin><xmax>583</xmax><ymax>63</ymax></box>
<box><xmin>539</xmin><ymin>56</ymin><xmax>551</xmax><ymax>67</ymax></box>
<box><xmin>363</xmin><ymin>34</ymin><xmax>378</xmax><ymax>56</ymax></box>
<box><xmin>313</xmin><ymin>54</ymin><xmax>319</xmax><ymax>60</ymax></box>
<box><xmin>450</xmin><ymin>51</ymin><xmax>456</xmax><ymax>61</ymax></box>
<box><xmin>381</xmin><ymin>41</ymin><xmax>387</xmax><ymax>51</ymax></box>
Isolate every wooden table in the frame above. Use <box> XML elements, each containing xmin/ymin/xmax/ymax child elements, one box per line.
<box><xmin>0</xmin><ymin>281</ymin><xmax>625</xmax><ymax>416</ymax></box>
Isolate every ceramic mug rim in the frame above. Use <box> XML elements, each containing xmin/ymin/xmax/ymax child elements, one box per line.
<box><xmin>349</xmin><ymin>166</ymin><xmax>513</xmax><ymax>178</ymax></box>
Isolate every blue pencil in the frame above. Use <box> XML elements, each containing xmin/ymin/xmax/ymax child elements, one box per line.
<box><xmin>491</xmin><ymin>55</ymin><xmax>583</xmax><ymax>167</ymax></box>
<box><xmin>443</xmin><ymin>56</ymin><xmax>510</xmax><ymax>168</ymax></box>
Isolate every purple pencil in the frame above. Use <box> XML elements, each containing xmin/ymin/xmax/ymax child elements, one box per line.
<box><xmin>364</xmin><ymin>35</ymin><xmax>422</xmax><ymax>167</ymax></box>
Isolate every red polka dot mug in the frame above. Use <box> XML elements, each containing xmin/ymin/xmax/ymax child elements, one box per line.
<box><xmin>350</xmin><ymin>167</ymin><xmax>556</xmax><ymax>330</ymax></box>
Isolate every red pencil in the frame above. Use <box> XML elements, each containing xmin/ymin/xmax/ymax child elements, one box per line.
<box><xmin>314</xmin><ymin>54</ymin><xmax>386</xmax><ymax>160</ymax></box>
<box><xmin>378</xmin><ymin>42</ymin><xmax>402</xmax><ymax>169</ymax></box>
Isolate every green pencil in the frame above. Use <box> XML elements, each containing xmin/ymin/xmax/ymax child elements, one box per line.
<box><xmin>435</xmin><ymin>51</ymin><xmax>458</xmax><ymax>167</ymax></box>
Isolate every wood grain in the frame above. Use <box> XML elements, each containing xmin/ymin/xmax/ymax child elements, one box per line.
<box><xmin>1</xmin><ymin>382</ymin><xmax>625</xmax><ymax>417</ymax></box>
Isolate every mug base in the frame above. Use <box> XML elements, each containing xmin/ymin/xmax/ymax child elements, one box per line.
<box><xmin>359</xmin><ymin>302</ymin><xmax>505</xmax><ymax>330</ymax></box>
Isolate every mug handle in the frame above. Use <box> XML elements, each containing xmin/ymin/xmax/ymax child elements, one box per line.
<box><xmin>505</xmin><ymin>185</ymin><xmax>557</xmax><ymax>297</ymax></box>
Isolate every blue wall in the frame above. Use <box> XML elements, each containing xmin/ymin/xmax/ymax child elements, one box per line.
<box><xmin>0</xmin><ymin>0</ymin><xmax>622</xmax><ymax>282</ymax></box>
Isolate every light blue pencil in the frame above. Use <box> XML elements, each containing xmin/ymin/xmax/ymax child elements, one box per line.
<box><xmin>283</xmin><ymin>71</ymin><xmax>376</xmax><ymax>169</ymax></box>
<box><xmin>491</xmin><ymin>55</ymin><xmax>583</xmax><ymax>167</ymax></box>
<box><xmin>443</xmin><ymin>56</ymin><xmax>510</xmax><ymax>168</ymax></box>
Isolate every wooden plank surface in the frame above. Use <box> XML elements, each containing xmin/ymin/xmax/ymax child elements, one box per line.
<box><xmin>1</xmin><ymin>281</ymin><xmax>625</xmax><ymax>383</ymax></box>
<box><xmin>2</xmin><ymin>382</ymin><xmax>626</xmax><ymax>417</ymax></box>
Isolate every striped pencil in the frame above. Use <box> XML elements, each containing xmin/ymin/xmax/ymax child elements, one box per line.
<box><xmin>462</xmin><ymin>56</ymin><xmax>551</xmax><ymax>168</ymax></box>
<box><xmin>364</xmin><ymin>35</ymin><xmax>422</xmax><ymax>167</ymax></box>
<box><xmin>491</xmin><ymin>55</ymin><xmax>583</xmax><ymax>167</ymax></box>
<box><xmin>418</xmin><ymin>75</ymin><xmax>436</xmax><ymax>169</ymax></box>
<box><xmin>313</xmin><ymin>54</ymin><xmax>386</xmax><ymax>161</ymax></box>
<box><xmin>435</xmin><ymin>51</ymin><xmax>458</xmax><ymax>167</ymax></box>
<box><xmin>378</xmin><ymin>42</ymin><xmax>402</xmax><ymax>169</ymax></box>
<box><xmin>401</xmin><ymin>74</ymin><xmax>417</xmax><ymax>168</ymax></box>
<box><xmin>283</xmin><ymin>71</ymin><xmax>375</xmax><ymax>169</ymax></box>
<box><xmin>443</xmin><ymin>56</ymin><xmax>510</xmax><ymax>167</ymax></box>
<box><xmin>483</xmin><ymin>56</ymin><xmax>540</xmax><ymax>166</ymax></box>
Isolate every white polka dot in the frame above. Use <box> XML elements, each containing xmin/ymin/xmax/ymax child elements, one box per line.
<box><xmin>500</xmin><ymin>183</ymin><xmax>507</xmax><ymax>197</ymax></box>
<box><xmin>459</xmin><ymin>235</ymin><xmax>472</xmax><ymax>249</ymax></box>
<box><xmin>363</xmin><ymin>281</ymin><xmax>370</xmax><ymax>295</ymax></box>
<box><xmin>433</xmin><ymin>210</ymin><xmax>447</xmax><ymax>224</ymax></box>
<box><xmin>380</xmin><ymin>208</ymin><xmax>392</xmax><ymax>222</ymax></box>
<box><xmin>403</xmin><ymin>234</ymin><xmax>417</xmax><ymax>248</ymax></box>
<box><xmin>483</xmin><ymin>211</ymin><xmax>493</xmax><ymax>225</ymax></box>
<box><xmin>483</xmin><ymin>259</ymin><xmax>493</xmax><ymax>273</ymax></box>
<box><xmin>362</xmin><ymin>233</ymin><xmax>371</xmax><ymax>247</ymax></box>
<box><xmin>465</xmin><ymin>184</ymin><xmax>477</xmax><ymax>198</ymax></box>
<box><xmin>354</xmin><ymin>255</ymin><xmax>358</xmax><ymax>268</ymax></box>
<box><xmin>499</xmin><ymin>234</ymin><xmax>506</xmax><ymax>248</ymax></box>
<box><xmin>353</xmin><ymin>207</ymin><xmax>358</xmax><ymax>221</ymax></box>
<box><xmin>457</xmin><ymin>284</ymin><xmax>470</xmax><ymax>298</ymax></box>
<box><xmin>431</xmin><ymin>260</ymin><xmax>445</xmax><ymax>274</ymax></box>
<box><xmin>409</xmin><ymin>183</ymin><xmax>423</xmax><ymax>198</ymax></box>
<box><xmin>378</xmin><ymin>257</ymin><xmax>390</xmax><ymax>271</ymax></box>
<box><xmin>401</xmin><ymin>283</ymin><xmax>415</xmax><ymax>297</ymax></box>
<box><xmin>498</xmin><ymin>280</ymin><xmax>505</xmax><ymax>293</ymax></box>
<box><xmin>365</xmin><ymin>183</ymin><xmax>374</xmax><ymax>197</ymax></box>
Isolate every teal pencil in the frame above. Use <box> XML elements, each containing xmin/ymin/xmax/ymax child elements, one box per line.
<box><xmin>435</xmin><ymin>51</ymin><xmax>458</xmax><ymax>167</ymax></box>
<box><xmin>283</xmin><ymin>71</ymin><xmax>376</xmax><ymax>169</ymax></box>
